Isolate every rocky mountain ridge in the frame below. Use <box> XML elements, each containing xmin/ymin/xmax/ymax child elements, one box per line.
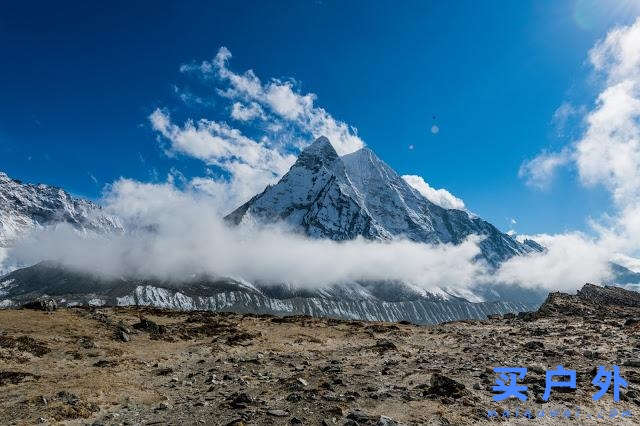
<box><xmin>0</xmin><ymin>262</ymin><xmax>538</xmax><ymax>324</ymax></box>
<box><xmin>0</xmin><ymin>172</ymin><xmax>122</xmax><ymax>246</ymax></box>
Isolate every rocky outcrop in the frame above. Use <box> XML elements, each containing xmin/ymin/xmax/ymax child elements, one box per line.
<box><xmin>0</xmin><ymin>262</ymin><xmax>538</xmax><ymax>324</ymax></box>
<box><xmin>536</xmin><ymin>283</ymin><xmax>640</xmax><ymax>319</ymax></box>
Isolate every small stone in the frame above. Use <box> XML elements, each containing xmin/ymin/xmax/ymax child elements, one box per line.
<box><xmin>328</xmin><ymin>406</ymin><xmax>345</xmax><ymax>416</ymax></box>
<box><xmin>625</xmin><ymin>318</ymin><xmax>640</xmax><ymax>327</ymax></box>
<box><xmin>374</xmin><ymin>339</ymin><xmax>397</xmax><ymax>353</ymax></box>
<box><xmin>524</xmin><ymin>341</ymin><xmax>544</xmax><ymax>350</ymax></box>
<box><xmin>297</xmin><ymin>378</ymin><xmax>309</xmax><ymax>387</ymax></box>
<box><xmin>157</xmin><ymin>402</ymin><xmax>171</xmax><ymax>410</ymax></box>
<box><xmin>116</xmin><ymin>330</ymin><xmax>129</xmax><ymax>342</ymax></box>
<box><xmin>347</xmin><ymin>409</ymin><xmax>372</xmax><ymax>422</ymax></box>
<box><xmin>78</xmin><ymin>337</ymin><xmax>97</xmax><ymax>349</ymax></box>
<box><xmin>229</xmin><ymin>392</ymin><xmax>253</xmax><ymax>409</ymax></box>
<box><xmin>156</xmin><ymin>367</ymin><xmax>173</xmax><ymax>376</ymax></box>
<box><xmin>267</xmin><ymin>409</ymin><xmax>289</xmax><ymax>417</ymax></box>
<box><xmin>424</xmin><ymin>373</ymin><xmax>466</xmax><ymax>399</ymax></box>
<box><xmin>377</xmin><ymin>416</ymin><xmax>400</xmax><ymax>426</ymax></box>
<box><xmin>287</xmin><ymin>393</ymin><xmax>302</xmax><ymax>402</ymax></box>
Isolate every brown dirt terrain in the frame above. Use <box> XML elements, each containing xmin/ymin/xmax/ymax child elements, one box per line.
<box><xmin>1</xmin><ymin>285</ymin><xmax>640</xmax><ymax>425</ymax></box>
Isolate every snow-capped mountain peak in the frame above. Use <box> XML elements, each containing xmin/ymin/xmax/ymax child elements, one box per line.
<box><xmin>0</xmin><ymin>171</ymin><xmax>122</xmax><ymax>249</ymax></box>
<box><xmin>226</xmin><ymin>136</ymin><xmax>542</xmax><ymax>265</ymax></box>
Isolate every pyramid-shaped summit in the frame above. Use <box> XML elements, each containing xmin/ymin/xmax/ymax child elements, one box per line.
<box><xmin>226</xmin><ymin>137</ymin><xmax>541</xmax><ymax>266</ymax></box>
<box><xmin>226</xmin><ymin>136</ymin><xmax>378</xmax><ymax>240</ymax></box>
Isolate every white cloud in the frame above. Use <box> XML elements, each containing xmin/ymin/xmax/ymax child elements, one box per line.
<box><xmin>7</xmin><ymin>179</ymin><xmax>486</xmax><ymax>291</ymax></box>
<box><xmin>181</xmin><ymin>47</ymin><xmax>364</xmax><ymax>156</ymax></box>
<box><xmin>552</xmin><ymin>101</ymin><xmax>586</xmax><ymax>135</ymax></box>
<box><xmin>510</xmin><ymin>18</ymin><xmax>640</xmax><ymax>290</ymax></box>
<box><xmin>496</xmin><ymin>232</ymin><xmax>613</xmax><ymax>291</ymax></box>
<box><xmin>568</xmin><ymin>18</ymin><xmax>640</xmax><ymax>211</ymax></box>
<box><xmin>522</xmin><ymin>18</ymin><xmax>640</xmax><ymax>202</ymax></box>
<box><xmin>230</xmin><ymin>102</ymin><xmax>265</xmax><ymax>121</ymax></box>
<box><xmin>149</xmin><ymin>109</ymin><xmax>296</xmax><ymax>208</ymax></box>
<box><xmin>518</xmin><ymin>148</ymin><xmax>572</xmax><ymax>189</ymax></box>
<box><xmin>402</xmin><ymin>175</ymin><xmax>465</xmax><ymax>210</ymax></box>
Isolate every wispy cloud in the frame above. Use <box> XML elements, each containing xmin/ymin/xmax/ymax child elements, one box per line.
<box><xmin>149</xmin><ymin>108</ymin><xmax>296</xmax><ymax>209</ymax></box>
<box><xmin>552</xmin><ymin>101</ymin><xmax>586</xmax><ymax>136</ymax></box>
<box><xmin>508</xmin><ymin>17</ymin><xmax>640</xmax><ymax>289</ymax></box>
<box><xmin>518</xmin><ymin>148</ymin><xmax>572</xmax><ymax>189</ymax></box>
<box><xmin>180</xmin><ymin>47</ymin><xmax>364</xmax><ymax>156</ymax></box>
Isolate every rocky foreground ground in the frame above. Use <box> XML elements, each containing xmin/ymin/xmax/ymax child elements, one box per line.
<box><xmin>2</xmin><ymin>284</ymin><xmax>640</xmax><ymax>425</ymax></box>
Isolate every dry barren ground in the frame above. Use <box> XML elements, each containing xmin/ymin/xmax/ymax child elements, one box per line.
<box><xmin>1</xmin><ymin>288</ymin><xmax>640</xmax><ymax>425</ymax></box>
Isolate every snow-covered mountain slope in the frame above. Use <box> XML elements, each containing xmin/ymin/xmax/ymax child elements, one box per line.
<box><xmin>0</xmin><ymin>171</ymin><xmax>122</xmax><ymax>248</ymax></box>
<box><xmin>0</xmin><ymin>171</ymin><xmax>123</xmax><ymax>275</ymax></box>
<box><xmin>226</xmin><ymin>137</ymin><xmax>543</xmax><ymax>266</ymax></box>
<box><xmin>0</xmin><ymin>262</ymin><xmax>539</xmax><ymax>323</ymax></box>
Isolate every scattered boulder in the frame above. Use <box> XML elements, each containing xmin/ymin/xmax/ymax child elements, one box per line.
<box><xmin>625</xmin><ymin>318</ymin><xmax>640</xmax><ymax>327</ymax></box>
<box><xmin>0</xmin><ymin>371</ymin><xmax>39</xmax><ymax>386</ymax></box>
<box><xmin>93</xmin><ymin>360</ymin><xmax>117</xmax><ymax>368</ymax></box>
<box><xmin>424</xmin><ymin>373</ymin><xmax>467</xmax><ymax>399</ymax></box>
<box><xmin>78</xmin><ymin>337</ymin><xmax>97</xmax><ymax>349</ymax></box>
<box><xmin>347</xmin><ymin>409</ymin><xmax>373</xmax><ymax>422</ymax></box>
<box><xmin>156</xmin><ymin>367</ymin><xmax>174</xmax><ymax>376</ymax></box>
<box><xmin>524</xmin><ymin>341</ymin><xmax>544</xmax><ymax>350</ymax></box>
<box><xmin>23</xmin><ymin>299</ymin><xmax>57</xmax><ymax>312</ymax></box>
<box><xmin>377</xmin><ymin>415</ymin><xmax>403</xmax><ymax>425</ymax></box>
<box><xmin>374</xmin><ymin>339</ymin><xmax>397</xmax><ymax>353</ymax></box>
<box><xmin>226</xmin><ymin>331</ymin><xmax>260</xmax><ymax>346</ymax></box>
<box><xmin>0</xmin><ymin>334</ymin><xmax>50</xmax><ymax>356</ymax></box>
<box><xmin>115</xmin><ymin>329</ymin><xmax>129</xmax><ymax>342</ymax></box>
<box><xmin>133</xmin><ymin>318</ymin><xmax>166</xmax><ymax>335</ymax></box>
<box><xmin>229</xmin><ymin>392</ymin><xmax>253</xmax><ymax>409</ymax></box>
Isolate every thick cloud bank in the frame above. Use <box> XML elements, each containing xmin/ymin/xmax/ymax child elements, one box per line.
<box><xmin>8</xmin><ymin>179</ymin><xmax>486</xmax><ymax>291</ymax></box>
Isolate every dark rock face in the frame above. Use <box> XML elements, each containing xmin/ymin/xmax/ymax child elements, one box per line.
<box><xmin>577</xmin><ymin>283</ymin><xmax>640</xmax><ymax>307</ymax></box>
<box><xmin>536</xmin><ymin>283</ymin><xmax>640</xmax><ymax>320</ymax></box>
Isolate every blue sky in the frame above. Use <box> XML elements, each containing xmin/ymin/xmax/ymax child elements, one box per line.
<box><xmin>2</xmin><ymin>1</ymin><xmax>639</xmax><ymax>235</ymax></box>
